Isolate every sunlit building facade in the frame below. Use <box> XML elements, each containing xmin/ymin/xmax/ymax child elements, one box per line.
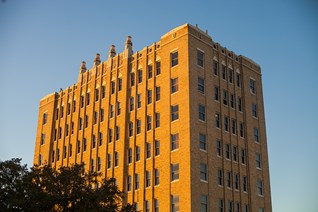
<box><xmin>34</xmin><ymin>24</ymin><xmax>272</xmax><ymax>211</ymax></box>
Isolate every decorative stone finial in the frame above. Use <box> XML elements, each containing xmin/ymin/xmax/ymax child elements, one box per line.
<box><xmin>125</xmin><ymin>36</ymin><xmax>133</xmax><ymax>49</ymax></box>
<box><xmin>108</xmin><ymin>45</ymin><xmax>116</xmax><ymax>58</ymax></box>
<box><xmin>80</xmin><ymin>61</ymin><xmax>87</xmax><ymax>73</ymax></box>
<box><xmin>94</xmin><ymin>53</ymin><xmax>101</xmax><ymax>66</ymax></box>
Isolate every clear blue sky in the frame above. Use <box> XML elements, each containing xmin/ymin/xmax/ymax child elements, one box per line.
<box><xmin>1</xmin><ymin>0</ymin><xmax>317</xmax><ymax>211</ymax></box>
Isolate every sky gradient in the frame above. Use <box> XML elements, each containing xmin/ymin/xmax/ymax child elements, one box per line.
<box><xmin>1</xmin><ymin>0</ymin><xmax>317</xmax><ymax>211</ymax></box>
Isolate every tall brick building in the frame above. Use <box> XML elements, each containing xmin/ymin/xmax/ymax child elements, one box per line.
<box><xmin>34</xmin><ymin>24</ymin><xmax>271</xmax><ymax>212</ymax></box>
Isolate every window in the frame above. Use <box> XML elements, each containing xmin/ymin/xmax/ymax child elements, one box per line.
<box><xmin>200</xmin><ymin>163</ymin><xmax>207</xmax><ymax>181</ymax></box>
<box><xmin>63</xmin><ymin>146</ymin><xmax>67</xmax><ymax>159</ymax></box>
<box><xmin>84</xmin><ymin>115</ymin><xmax>89</xmax><ymax>128</ymax></box>
<box><xmin>114</xmin><ymin>152</ymin><xmax>119</xmax><ymax>167</ymax></box>
<box><xmin>171</xmin><ymin>105</ymin><xmax>179</xmax><ymax>121</ymax></box>
<box><xmin>100</xmin><ymin>108</ymin><xmax>104</xmax><ymax>122</ymax></box>
<box><xmin>135</xmin><ymin>146</ymin><xmax>140</xmax><ymax>161</ymax></box>
<box><xmin>69</xmin><ymin>144</ymin><xmax>72</xmax><ymax>157</ymax></box>
<box><xmin>228</xmin><ymin>201</ymin><xmax>233</xmax><ymax>212</ymax></box>
<box><xmin>215</xmin><ymin>113</ymin><xmax>220</xmax><ymax>128</ymax></box>
<box><xmin>107</xmin><ymin>154</ymin><xmax>112</xmax><ymax>168</ymax></box>
<box><xmin>147</xmin><ymin>90</ymin><xmax>152</xmax><ymax>104</ymax></box>
<box><xmin>111</xmin><ymin>81</ymin><xmax>115</xmax><ymax>94</ymax></box>
<box><xmin>197</xmin><ymin>50</ymin><xmax>204</xmax><ymax>67</ymax></box>
<box><xmin>233</xmin><ymin>146</ymin><xmax>238</xmax><ymax>162</ymax></box>
<box><xmin>51</xmin><ymin>150</ymin><xmax>55</xmax><ymax>162</ymax></box>
<box><xmin>39</xmin><ymin>154</ymin><xmax>43</xmax><ymax>165</ymax></box>
<box><xmin>135</xmin><ymin>174</ymin><xmax>139</xmax><ymax>189</ymax></box>
<box><xmin>109</xmin><ymin>105</ymin><xmax>114</xmax><ymax>118</ymax></box>
<box><xmin>213</xmin><ymin>61</ymin><xmax>218</xmax><ymax>75</ymax></box>
<box><xmin>83</xmin><ymin>138</ymin><xmax>87</xmax><ymax>152</ymax></box>
<box><xmin>138</xmin><ymin>70</ymin><xmax>142</xmax><ymax>83</ymax></box>
<box><xmin>225</xmin><ymin>144</ymin><xmax>230</xmax><ymax>159</ymax></box>
<box><xmin>137</xmin><ymin>94</ymin><xmax>141</xmax><ymax>108</ymax></box>
<box><xmin>77</xmin><ymin>140</ymin><xmax>81</xmax><ymax>154</ymax></box>
<box><xmin>92</xmin><ymin>134</ymin><xmax>96</xmax><ymax>148</ymax></box>
<box><xmin>156</xmin><ymin>61</ymin><xmax>161</xmax><ymax>75</ymax></box>
<box><xmin>218</xmin><ymin>169</ymin><xmax>223</xmax><ymax>186</ymax></box>
<box><xmin>58</xmin><ymin>127</ymin><xmax>62</xmax><ymax>139</ymax></box>
<box><xmin>147</xmin><ymin>65</ymin><xmax>153</xmax><ymax>79</ymax></box>
<box><xmin>101</xmin><ymin>86</ymin><xmax>106</xmax><ymax>98</ymax></box>
<box><xmin>258</xmin><ymin>208</ymin><xmax>265</xmax><ymax>212</ymax></box>
<box><xmin>71</xmin><ymin>122</ymin><xmax>74</xmax><ymax>134</ymax></box>
<box><xmin>93</xmin><ymin>111</ymin><xmax>98</xmax><ymax>125</ymax></box>
<box><xmin>95</xmin><ymin>88</ymin><xmax>99</xmax><ymax>101</ymax></box>
<box><xmin>224</xmin><ymin>116</ymin><xmax>229</xmax><ymax>132</ymax></box>
<box><xmin>222</xmin><ymin>90</ymin><xmax>228</xmax><ymax>105</ymax></box>
<box><xmin>199</xmin><ymin>133</ymin><xmax>207</xmax><ymax>151</ymax></box>
<box><xmin>73</xmin><ymin>100</ymin><xmax>76</xmax><ymax>112</ymax></box>
<box><xmin>226</xmin><ymin>171</ymin><xmax>232</xmax><ymax>188</ymax></box>
<box><xmin>136</xmin><ymin>119</ymin><xmax>141</xmax><ymax>134</ymax></box>
<box><xmin>155</xmin><ymin>86</ymin><xmax>160</xmax><ymax>101</ymax></box>
<box><xmin>171</xmin><ymin>163</ymin><xmax>179</xmax><ymax>181</ymax></box>
<box><xmin>60</xmin><ymin>106</ymin><xmax>64</xmax><ymax>118</ymax></box>
<box><xmin>108</xmin><ymin>128</ymin><xmax>113</xmax><ymax>143</ymax></box>
<box><xmin>171</xmin><ymin>195</ymin><xmax>179</xmax><ymax>212</ymax></box>
<box><xmin>222</xmin><ymin>65</ymin><xmax>226</xmax><ymax>80</ymax></box>
<box><xmin>250</xmin><ymin>79</ymin><xmax>256</xmax><ymax>94</ymax></box>
<box><xmin>127</xmin><ymin>175</ymin><xmax>131</xmax><ymax>191</ymax></box>
<box><xmin>117</xmin><ymin>102</ymin><xmax>121</xmax><ymax>115</ymax></box>
<box><xmin>238</xmin><ymin>97</ymin><xmax>242</xmax><ymax>112</ymax></box>
<box><xmin>198</xmin><ymin>77</ymin><xmax>205</xmax><ymax>94</ymax></box>
<box><xmin>129</xmin><ymin>122</ymin><xmax>133</xmax><ymax>137</ymax></box>
<box><xmin>230</xmin><ymin>94</ymin><xmax>235</xmax><ymax>108</ymax></box>
<box><xmin>216</xmin><ymin>139</ymin><xmax>222</xmax><ymax>156</ymax></box>
<box><xmin>129</xmin><ymin>97</ymin><xmax>134</xmax><ymax>111</ymax></box>
<box><xmin>155</xmin><ymin>140</ymin><xmax>160</xmax><ymax>156</ymax></box>
<box><xmin>201</xmin><ymin>195</ymin><xmax>208</xmax><ymax>212</ymax></box>
<box><xmin>154</xmin><ymin>199</ymin><xmax>159</xmax><ymax>212</ymax></box>
<box><xmin>128</xmin><ymin>148</ymin><xmax>132</xmax><ymax>164</ymax></box>
<box><xmin>171</xmin><ymin>133</ymin><xmax>179</xmax><ymax>150</ymax></box>
<box><xmin>236</xmin><ymin>73</ymin><xmax>241</xmax><ymax>87</ymax></box>
<box><xmin>234</xmin><ymin>174</ymin><xmax>239</xmax><ymax>190</ymax></box>
<box><xmin>146</xmin><ymin>142</ymin><xmax>151</xmax><ymax>158</ymax></box>
<box><xmin>252</xmin><ymin>104</ymin><xmax>257</xmax><ymax>117</ymax></box>
<box><xmin>67</xmin><ymin>103</ymin><xmax>71</xmax><ymax>115</ymax></box>
<box><xmin>242</xmin><ymin>176</ymin><xmax>247</xmax><ymax>192</ymax></box>
<box><xmin>257</xmin><ymin>179</ymin><xmax>263</xmax><ymax>196</ymax></box>
<box><xmin>86</xmin><ymin>93</ymin><xmax>90</xmax><ymax>105</ymax></box>
<box><xmin>115</xmin><ymin>126</ymin><xmax>120</xmax><ymax>140</ymax></box>
<box><xmin>118</xmin><ymin>78</ymin><xmax>122</xmax><ymax>91</ymax></box>
<box><xmin>155</xmin><ymin>112</ymin><xmax>160</xmax><ymax>128</ymax></box>
<box><xmin>98</xmin><ymin>132</ymin><xmax>103</xmax><ymax>146</ymax></box>
<box><xmin>244</xmin><ymin>205</ymin><xmax>249</xmax><ymax>212</ymax></box>
<box><xmin>43</xmin><ymin>113</ymin><xmax>48</xmax><ymax>124</ymax></box>
<box><xmin>231</xmin><ymin>119</ymin><xmax>237</xmax><ymax>135</ymax></box>
<box><xmin>254</xmin><ymin>128</ymin><xmax>259</xmax><ymax>142</ymax></box>
<box><xmin>256</xmin><ymin>153</ymin><xmax>261</xmax><ymax>168</ymax></box>
<box><xmin>171</xmin><ymin>51</ymin><xmax>178</xmax><ymax>67</ymax></box>
<box><xmin>90</xmin><ymin>159</ymin><xmax>94</xmax><ymax>172</ymax></box>
<box><xmin>199</xmin><ymin>105</ymin><xmax>206</xmax><ymax>121</ymax></box>
<box><xmin>130</xmin><ymin>73</ymin><xmax>135</xmax><ymax>87</ymax></box>
<box><xmin>241</xmin><ymin>149</ymin><xmax>246</xmax><ymax>165</ymax></box>
<box><xmin>53</xmin><ymin>128</ymin><xmax>57</xmax><ymax>141</ymax></box>
<box><xmin>145</xmin><ymin>171</ymin><xmax>151</xmax><ymax>187</ymax></box>
<box><xmin>41</xmin><ymin>133</ymin><xmax>45</xmax><ymax>145</ymax></box>
<box><xmin>219</xmin><ymin>199</ymin><xmax>224</xmax><ymax>212</ymax></box>
<box><xmin>240</xmin><ymin>122</ymin><xmax>245</xmax><ymax>137</ymax></box>
<box><xmin>228</xmin><ymin>68</ymin><xmax>233</xmax><ymax>83</ymax></box>
<box><xmin>97</xmin><ymin>157</ymin><xmax>101</xmax><ymax>172</ymax></box>
<box><xmin>55</xmin><ymin>108</ymin><xmax>59</xmax><ymax>120</ymax></box>
<box><xmin>80</xmin><ymin>96</ymin><xmax>84</xmax><ymax>108</ymax></box>
<box><xmin>155</xmin><ymin>169</ymin><xmax>160</xmax><ymax>185</ymax></box>
<box><xmin>214</xmin><ymin>86</ymin><xmax>220</xmax><ymax>101</ymax></box>
<box><xmin>145</xmin><ymin>200</ymin><xmax>150</xmax><ymax>212</ymax></box>
<box><xmin>57</xmin><ymin>148</ymin><xmax>60</xmax><ymax>161</ymax></box>
<box><xmin>171</xmin><ymin>78</ymin><xmax>178</xmax><ymax>93</ymax></box>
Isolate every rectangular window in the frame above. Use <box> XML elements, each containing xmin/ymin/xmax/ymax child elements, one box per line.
<box><xmin>254</xmin><ymin>128</ymin><xmax>259</xmax><ymax>142</ymax></box>
<box><xmin>200</xmin><ymin>163</ymin><xmax>207</xmax><ymax>181</ymax></box>
<box><xmin>42</xmin><ymin>113</ymin><xmax>48</xmax><ymax>125</ymax></box>
<box><xmin>58</xmin><ymin>127</ymin><xmax>62</xmax><ymax>139</ymax></box>
<box><xmin>171</xmin><ymin>51</ymin><xmax>178</xmax><ymax>67</ymax></box>
<box><xmin>228</xmin><ymin>201</ymin><xmax>233</xmax><ymax>212</ymax></box>
<box><xmin>83</xmin><ymin>138</ymin><xmax>87</xmax><ymax>152</ymax></box>
<box><xmin>114</xmin><ymin>151</ymin><xmax>119</xmax><ymax>167</ymax></box>
<box><xmin>130</xmin><ymin>73</ymin><xmax>135</xmax><ymax>87</ymax></box>
<box><xmin>107</xmin><ymin>154</ymin><xmax>112</xmax><ymax>168</ymax></box>
<box><xmin>135</xmin><ymin>146</ymin><xmax>140</xmax><ymax>161</ymax></box>
<box><xmin>222</xmin><ymin>65</ymin><xmax>226</xmax><ymax>80</ymax></box>
<box><xmin>233</xmin><ymin>146</ymin><xmax>238</xmax><ymax>162</ymax></box>
<box><xmin>214</xmin><ymin>86</ymin><xmax>220</xmax><ymax>101</ymax></box>
<box><xmin>80</xmin><ymin>96</ymin><xmax>84</xmax><ymax>108</ymax></box>
<box><xmin>252</xmin><ymin>104</ymin><xmax>257</xmax><ymax>117</ymax></box>
<box><xmin>127</xmin><ymin>175</ymin><xmax>131</xmax><ymax>191</ymax></box>
<box><xmin>238</xmin><ymin>97</ymin><xmax>242</xmax><ymax>112</ymax></box>
<box><xmin>155</xmin><ymin>169</ymin><xmax>160</xmax><ymax>185</ymax></box>
<box><xmin>231</xmin><ymin>119</ymin><xmax>237</xmax><ymax>135</ymax></box>
<box><xmin>73</xmin><ymin>100</ymin><xmax>76</xmax><ymax>112</ymax></box>
<box><xmin>219</xmin><ymin>199</ymin><xmax>224</xmax><ymax>212</ymax></box>
<box><xmin>146</xmin><ymin>142</ymin><xmax>151</xmax><ymax>158</ymax></box>
<box><xmin>92</xmin><ymin>134</ymin><xmax>96</xmax><ymax>148</ymax></box>
<box><xmin>250</xmin><ymin>79</ymin><xmax>256</xmax><ymax>94</ymax></box>
<box><xmin>57</xmin><ymin>148</ymin><xmax>60</xmax><ymax>161</ymax></box>
<box><xmin>225</xmin><ymin>144</ymin><xmax>230</xmax><ymax>159</ymax></box>
<box><xmin>147</xmin><ymin>65</ymin><xmax>153</xmax><ymax>79</ymax></box>
<box><xmin>218</xmin><ymin>169</ymin><xmax>223</xmax><ymax>186</ymax></box>
<box><xmin>128</xmin><ymin>148</ymin><xmax>132</xmax><ymax>164</ymax></box>
<box><xmin>171</xmin><ymin>105</ymin><xmax>179</xmax><ymax>121</ymax></box>
<box><xmin>55</xmin><ymin>108</ymin><xmax>59</xmax><ymax>120</ymax></box>
<box><xmin>197</xmin><ymin>50</ymin><xmax>204</xmax><ymax>67</ymax></box>
<box><xmin>138</xmin><ymin>70</ymin><xmax>142</xmax><ymax>83</ymax></box>
<box><xmin>147</xmin><ymin>115</ymin><xmax>152</xmax><ymax>131</ymax></box>
<box><xmin>136</xmin><ymin>119</ymin><xmax>141</xmax><ymax>134</ymax></box>
<box><xmin>171</xmin><ymin>78</ymin><xmax>178</xmax><ymax>93</ymax></box>
<box><xmin>201</xmin><ymin>195</ymin><xmax>208</xmax><ymax>212</ymax></box>
<box><xmin>63</xmin><ymin>146</ymin><xmax>67</xmax><ymax>159</ymax></box>
<box><xmin>242</xmin><ymin>176</ymin><xmax>247</xmax><ymax>192</ymax></box>
<box><xmin>147</xmin><ymin>90</ymin><xmax>152</xmax><ymax>104</ymax></box>
<box><xmin>198</xmin><ymin>77</ymin><xmax>205</xmax><ymax>94</ymax></box>
<box><xmin>155</xmin><ymin>86</ymin><xmax>160</xmax><ymax>101</ymax></box>
<box><xmin>199</xmin><ymin>133</ymin><xmax>207</xmax><ymax>151</ymax></box>
<box><xmin>199</xmin><ymin>105</ymin><xmax>206</xmax><ymax>121</ymax></box>
<box><xmin>41</xmin><ymin>133</ymin><xmax>46</xmax><ymax>145</ymax></box>
<box><xmin>216</xmin><ymin>139</ymin><xmax>222</xmax><ymax>156</ymax></box>
<box><xmin>234</xmin><ymin>174</ymin><xmax>239</xmax><ymax>190</ymax></box>
<box><xmin>115</xmin><ymin>126</ymin><xmax>120</xmax><ymax>140</ymax></box>
<box><xmin>230</xmin><ymin>94</ymin><xmax>235</xmax><ymax>108</ymax></box>
<box><xmin>256</xmin><ymin>153</ymin><xmax>261</xmax><ymax>168</ymax></box>
<box><xmin>118</xmin><ymin>78</ymin><xmax>122</xmax><ymax>91</ymax></box>
<box><xmin>236</xmin><ymin>73</ymin><xmax>241</xmax><ymax>87</ymax></box>
<box><xmin>226</xmin><ymin>171</ymin><xmax>232</xmax><ymax>188</ymax></box>
<box><xmin>137</xmin><ymin>94</ymin><xmax>141</xmax><ymax>108</ymax></box>
<box><xmin>111</xmin><ymin>81</ymin><xmax>115</xmax><ymax>94</ymax></box>
<box><xmin>240</xmin><ymin>122</ymin><xmax>244</xmax><ymax>137</ymax></box>
<box><xmin>129</xmin><ymin>97</ymin><xmax>134</xmax><ymax>111</ymax></box>
<box><xmin>171</xmin><ymin>163</ymin><xmax>179</xmax><ymax>181</ymax></box>
<box><xmin>154</xmin><ymin>199</ymin><xmax>159</xmax><ymax>212</ymax></box>
<box><xmin>98</xmin><ymin>132</ymin><xmax>103</xmax><ymax>146</ymax></box>
<box><xmin>69</xmin><ymin>144</ymin><xmax>72</xmax><ymax>157</ymax></box>
<box><xmin>71</xmin><ymin>122</ymin><xmax>74</xmax><ymax>134</ymax></box>
<box><xmin>241</xmin><ymin>149</ymin><xmax>246</xmax><ymax>165</ymax></box>
<box><xmin>67</xmin><ymin>102</ymin><xmax>71</xmax><ymax>115</ymax></box>
<box><xmin>213</xmin><ymin>61</ymin><xmax>218</xmax><ymax>75</ymax></box>
<box><xmin>145</xmin><ymin>200</ymin><xmax>150</xmax><ymax>212</ymax></box>
<box><xmin>117</xmin><ymin>102</ymin><xmax>121</xmax><ymax>115</ymax></box>
<box><xmin>171</xmin><ymin>133</ymin><xmax>179</xmax><ymax>151</ymax></box>
<box><xmin>129</xmin><ymin>122</ymin><xmax>133</xmax><ymax>137</ymax></box>
<box><xmin>228</xmin><ymin>68</ymin><xmax>233</xmax><ymax>83</ymax></box>
<box><xmin>257</xmin><ymin>179</ymin><xmax>263</xmax><ymax>196</ymax></box>
<box><xmin>90</xmin><ymin>159</ymin><xmax>94</xmax><ymax>173</ymax></box>
<box><xmin>109</xmin><ymin>105</ymin><xmax>114</xmax><ymax>118</ymax></box>
<box><xmin>60</xmin><ymin>106</ymin><xmax>64</xmax><ymax>118</ymax></box>
<box><xmin>171</xmin><ymin>195</ymin><xmax>179</xmax><ymax>212</ymax></box>
<box><xmin>95</xmin><ymin>88</ymin><xmax>99</xmax><ymax>101</ymax></box>
<box><xmin>108</xmin><ymin>128</ymin><xmax>113</xmax><ymax>143</ymax></box>
<box><xmin>258</xmin><ymin>208</ymin><xmax>265</xmax><ymax>212</ymax></box>
<box><xmin>145</xmin><ymin>171</ymin><xmax>151</xmax><ymax>187</ymax></box>
<box><xmin>224</xmin><ymin>116</ymin><xmax>229</xmax><ymax>132</ymax></box>
<box><xmin>101</xmin><ymin>86</ymin><xmax>106</xmax><ymax>98</ymax></box>
<box><xmin>77</xmin><ymin>140</ymin><xmax>80</xmax><ymax>154</ymax></box>
<box><xmin>85</xmin><ymin>115</ymin><xmax>89</xmax><ymax>128</ymax></box>
<box><xmin>156</xmin><ymin>61</ymin><xmax>161</xmax><ymax>75</ymax></box>
<box><xmin>155</xmin><ymin>112</ymin><xmax>160</xmax><ymax>128</ymax></box>
<box><xmin>135</xmin><ymin>174</ymin><xmax>139</xmax><ymax>189</ymax></box>
<box><xmin>244</xmin><ymin>205</ymin><xmax>249</xmax><ymax>212</ymax></box>
<box><xmin>215</xmin><ymin>113</ymin><xmax>220</xmax><ymax>128</ymax></box>
<box><xmin>155</xmin><ymin>140</ymin><xmax>160</xmax><ymax>156</ymax></box>
<box><xmin>100</xmin><ymin>108</ymin><xmax>104</xmax><ymax>122</ymax></box>
<box><xmin>93</xmin><ymin>111</ymin><xmax>98</xmax><ymax>125</ymax></box>
<box><xmin>86</xmin><ymin>93</ymin><xmax>90</xmax><ymax>105</ymax></box>
<box><xmin>223</xmin><ymin>90</ymin><xmax>228</xmax><ymax>105</ymax></box>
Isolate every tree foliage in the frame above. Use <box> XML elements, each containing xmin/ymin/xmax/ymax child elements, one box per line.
<box><xmin>0</xmin><ymin>158</ymin><xmax>135</xmax><ymax>212</ymax></box>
